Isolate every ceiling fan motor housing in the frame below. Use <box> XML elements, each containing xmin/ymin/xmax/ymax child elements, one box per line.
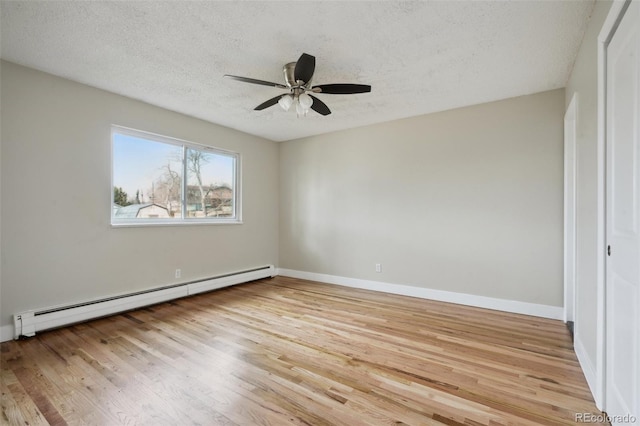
<box><xmin>283</xmin><ymin>62</ymin><xmax>304</xmax><ymax>88</ymax></box>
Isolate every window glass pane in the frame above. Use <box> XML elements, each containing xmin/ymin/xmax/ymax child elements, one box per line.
<box><xmin>111</xmin><ymin>127</ymin><xmax>239</xmax><ymax>225</ymax></box>
<box><xmin>112</xmin><ymin>132</ymin><xmax>183</xmax><ymax>219</ymax></box>
<box><xmin>185</xmin><ymin>148</ymin><xmax>235</xmax><ymax>218</ymax></box>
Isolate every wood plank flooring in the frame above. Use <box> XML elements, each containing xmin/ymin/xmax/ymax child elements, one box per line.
<box><xmin>1</xmin><ymin>276</ymin><xmax>606</xmax><ymax>425</ymax></box>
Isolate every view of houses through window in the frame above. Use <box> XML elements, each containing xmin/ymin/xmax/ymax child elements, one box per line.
<box><xmin>112</xmin><ymin>127</ymin><xmax>239</xmax><ymax>224</ymax></box>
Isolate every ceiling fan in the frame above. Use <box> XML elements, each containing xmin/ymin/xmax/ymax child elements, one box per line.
<box><xmin>224</xmin><ymin>53</ymin><xmax>371</xmax><ymax>116</ymax></box>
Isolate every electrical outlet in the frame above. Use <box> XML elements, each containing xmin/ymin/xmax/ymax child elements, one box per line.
<box><xmin>175</xmin><ymin>269</ymin><xmax>181</xmax><ymax>279</ymax></box>
<box><xmin>375</xmin><ymin>263</ymin><xmax>382</xmax><ymax>273</ymax></box>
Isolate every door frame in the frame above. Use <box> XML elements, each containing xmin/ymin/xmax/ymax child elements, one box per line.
<box><xmin>564</xmin><ymin>93</ymin><xmax>578</xmax><ymax>325</ymax></box>
<box><xmin>596</xmin><ymin>0</ymin><xmax>633</xmax><ymax>410</ymax></box>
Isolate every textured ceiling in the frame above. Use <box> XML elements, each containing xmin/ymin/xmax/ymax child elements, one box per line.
<box><xmin>1</xmin><ymin>1</ymin><xmax>594</xmax><ymax>142</ymax></box>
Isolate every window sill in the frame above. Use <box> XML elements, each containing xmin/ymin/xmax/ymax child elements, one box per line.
<box><xmin>111</xmin><ymin>219</ymin><xmax>243</xmax><ymax>228</ymax></box>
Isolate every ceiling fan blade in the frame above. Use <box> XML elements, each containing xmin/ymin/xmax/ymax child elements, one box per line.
<box><xmin>294</xmin><ymin>53</ymin><xmax>315</xmax><ymax>84</ymax></box>
<box><xmin>224</xmin><ymin>74</ymin><xmax>287</xmax><ymax>89</ymax></box>
<box><xmin>254</xmin><ymin>94</ymin><xmax>286</xmax><ymax>111</ymax></box>
<box><xmin>312</xmin><ymin>84</ymin><xmax>371</xmax><ymax>94</ymax></box>
<box><xmin>309</xmin><ymin>95</ymin><xmax>331</xmax><ymax>116</ymax></box>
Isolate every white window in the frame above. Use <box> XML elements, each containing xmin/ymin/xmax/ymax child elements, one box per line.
<box><xmin>111</xmin><ymin>126</ymin><xmax>241</xmax><ymax>226</ymax></box>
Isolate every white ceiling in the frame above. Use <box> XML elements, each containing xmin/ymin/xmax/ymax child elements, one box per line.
<box><xmin>1</xmin><ymin>1</ymin><xmax>594</xmax><ymax>142</ymax></box>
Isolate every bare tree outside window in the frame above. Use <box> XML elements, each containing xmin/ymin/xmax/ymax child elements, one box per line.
<box><xmin>187</xmin><ymin>150</ymin><xmax>210</xmax><ymax>217</ymax></box>
<box><xmin>154</xmin><ymin>161</ymin><xmax>182</xmax><ymax>217</ymax></box>
<box><xmin>186</xmin><ymin>148</ymin><xmax>235</xmax><ymax>218</ymax></box>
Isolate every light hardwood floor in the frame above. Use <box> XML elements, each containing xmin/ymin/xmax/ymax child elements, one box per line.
<box><xmin>1</xmin><ymin>276</ymin><xmax>605</xmax><ymax>425</ymax></box>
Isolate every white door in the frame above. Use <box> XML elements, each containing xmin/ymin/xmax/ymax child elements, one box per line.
<box><xmin>605</xmin><ymin>0</ymin><xmax>640</xmax><ymax>423</ymax></box>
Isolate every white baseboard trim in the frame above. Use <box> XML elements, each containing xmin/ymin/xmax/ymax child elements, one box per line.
<box><xmin>277</xmin><ymin>268</ymin><xmax>564</xmax><ymax>320</ymax></box>
<box><xmin>574</xmin><ymin>335</ymin><xmax>601</xmax><ymax>409</ymax></box>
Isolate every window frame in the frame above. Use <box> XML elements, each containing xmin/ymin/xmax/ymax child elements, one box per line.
<box><xmin>110</xmin><ymin>125</ymin><xmax>242</xmax><ymax>227</ymax></box>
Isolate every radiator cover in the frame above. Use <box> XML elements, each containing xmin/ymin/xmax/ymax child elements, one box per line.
<box><xmin>13</xmin><ymin>265</ymin><xmax>275</xmax><ymax>339</ymax></box>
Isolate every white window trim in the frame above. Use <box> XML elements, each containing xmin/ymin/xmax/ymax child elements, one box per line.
<box><xmin>110</xmin><ymin>125</ymin><xmax>242</xmax><ymax>227</ymax></box>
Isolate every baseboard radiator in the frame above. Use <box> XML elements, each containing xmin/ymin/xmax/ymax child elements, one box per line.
<box><xmin>13</xmin><ymin>265</ymin><xmax>275</xmax><ymax>340</ymax></box>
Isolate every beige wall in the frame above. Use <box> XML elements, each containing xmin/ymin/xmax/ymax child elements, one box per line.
<box><xmin>280</xmin><ymin>89</ymin><xmax>565</xmax><ymax>307</ymax></box>
<box><xmin>564</xmin><ymin>0</ymin><xmax>612</xmax><ymax>389</ymax></box>
<box><xmin>0</xmin><ymin>60</ymin><xmax>279</xmax><ymax>332</ymax></box>
<box><xmin>0</xmin><ymin>57</ymin><xmax>571</xmax><ymax>335</ymax></box>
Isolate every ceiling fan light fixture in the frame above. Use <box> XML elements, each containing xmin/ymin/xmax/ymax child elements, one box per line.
<box><xmin>278</xmin><ymin>94</ymin><xmax>293</xmax><ymax>111</ymax></box>
<box><xmin>296</xmin><ymin>101</ymin><xmax>307</xmax><ymax>117</ymax></box>
<box><xmin>299</xmin><ymin>93</ymin><xmax>313</xmax><ymax>109</ymax></box>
